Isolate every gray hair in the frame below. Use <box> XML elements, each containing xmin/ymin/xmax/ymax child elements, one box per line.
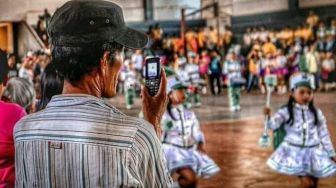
<box><xmin>3</xmin><ymin>77</ymin><xmax>35</xmax><ymax>113</ymax></box>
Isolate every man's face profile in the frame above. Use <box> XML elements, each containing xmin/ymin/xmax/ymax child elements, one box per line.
<box><xmin>101</xmin><ymin>49</ymin><xmax>124</xmax><ymax>98</ymax></box>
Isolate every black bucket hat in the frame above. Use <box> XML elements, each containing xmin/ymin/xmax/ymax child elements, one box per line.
<box><xmin>47</xmin><ymin>0</ymin><xmax>148</xmax><ymax>49</ymax></box>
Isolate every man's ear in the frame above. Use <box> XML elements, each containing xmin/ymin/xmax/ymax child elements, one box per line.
<box><xmin>101</xmin><ymin>51</ymin><xmax>110</xmax><ymax>67</ymax></box>
<box><xmin>97</xmin><ymin>51</ymin><xmax>111</xmax><ymax>75</ymax></box>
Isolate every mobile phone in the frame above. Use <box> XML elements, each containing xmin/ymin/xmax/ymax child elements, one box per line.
<box><xmin>144</xmin><ymin>57</ymin><xmax>161</xmax><ymax>96</ymax></box>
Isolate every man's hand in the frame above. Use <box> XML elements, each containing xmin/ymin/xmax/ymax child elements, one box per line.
<box><xmin>141</xmin><ymin>68</ymin><xmax>168</xmax><ymax>137</ymax></box>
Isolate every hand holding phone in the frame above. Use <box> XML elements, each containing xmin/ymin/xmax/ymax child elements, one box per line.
<box><xmin>141</xmin><ymin>64</ymin><xmax>168</xmax><ymax>138</ymax></box>
<box><xmin>144</xmin><ymin>57</ymin><xmax>161</xmax><ymax>96</ymax></box>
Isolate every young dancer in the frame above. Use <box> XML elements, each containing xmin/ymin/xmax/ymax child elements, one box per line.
<box><xmin>223</xmin><ymin>50</ymin><xmax>245</xmax><ymax>111</ymax></box>
<box><xmin>161</xmin><ymin>77</ymin><xmax>220</xmax><ymax>188</ymax></box>
<box><xmin>265</xmin><ymin>72</ymin><xmax>336</xmax><ymax>188</ymax></box>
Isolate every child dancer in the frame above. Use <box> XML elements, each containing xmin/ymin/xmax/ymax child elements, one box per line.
<box><xmin>185</xmin><ymin>52</ymin><xmax>204</xmax><ymax>108</ymax></box>
<box><xmin>161</xmin><ymin>77</ymin><xmax>220</xmax><ymax>188</ymax></box>
<box><xmin>274</xmin><ymin>49</ymin><xmax>288</xmax><ymax>94</ymax></box>
<box><xmin>265</xmin><ymin>73</ymin><xmax>336</xmax><ymax>188</ymax></box>
<box><xmin>120</xmin><ymin>60</ymin><xmax>138</xmax><ymax>109</ymax></box>
<box><xmin>223</xmin><ymin>50</ymin><xmax>245</xmax><ymax>111</ymax></box>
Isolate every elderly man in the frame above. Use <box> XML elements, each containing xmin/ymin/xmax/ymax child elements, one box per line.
<box><xmin>14</xmin><ymin>1</ymin><xmax>172</xmax><ymax>187</ymax></box>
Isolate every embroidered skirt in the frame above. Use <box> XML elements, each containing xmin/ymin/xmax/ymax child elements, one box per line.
<box><xmin>162</xmin><ymin>143</ymin><xmax>220</xmax><ymax>178</ymax></box>
<box><xmin>267</xmin><ymin>142</ymin><xmax>336</xmax><ymax>177</ymax></box>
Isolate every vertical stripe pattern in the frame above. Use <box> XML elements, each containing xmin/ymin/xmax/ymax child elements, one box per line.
<box><xmin>14</xmin><ymin>95</ymin><xmax>173</xmax><ymax>188</ymax></box>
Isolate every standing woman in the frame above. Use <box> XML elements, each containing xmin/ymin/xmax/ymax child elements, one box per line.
<box><xmin>0</xmin><ymin>50</ymin><xmax>26</xmax><ymax>188</ymax></box>
<box><xmin>36</xmin><ymin>62</ymin><xmax>63</xmax><ymax>111</ymax></box>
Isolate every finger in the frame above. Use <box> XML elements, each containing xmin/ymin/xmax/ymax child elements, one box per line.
<box><xmin>141</xmin><ymin>85</ymin><xmax>150</xmax><ymax>99</ymax></box>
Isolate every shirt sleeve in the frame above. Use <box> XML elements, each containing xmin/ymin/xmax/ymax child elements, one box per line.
<box><xmin>129</xmin><ymin>120</ymin><xmax>173</xmax><ymax>188</ymax></box>
<box><xmin>267</xmin><ymin>107</ymin><xmax>289</xmax><ymax>130</ymax></box>
<box><xmin>317</xmin><ymin>109</ymin><xmax>336</xmax><ymax>157</ymax></box>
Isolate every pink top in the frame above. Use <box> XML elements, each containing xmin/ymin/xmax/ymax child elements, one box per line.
<box><xmin>0</xmin><ymin>101</ymin><xmax>26</xmax><ymax>188</ymax></box>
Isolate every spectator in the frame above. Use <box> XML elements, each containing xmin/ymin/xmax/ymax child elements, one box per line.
<box><xmin>7</xmin><ymin>54</ymin><xmax>18</xmax><ymax>78</ymax></box>
<box><xmin>131</xmin><ymin>49</ymin><xmax>144</xmax><ymax>79</ymax></box>
<box><xmin>321</xmin><ymin>52</ymin><xmax>335</xmax><ymax>91</ymax></box>
<box><xmin>208</xmin><ymin>26</ymin><xmax>218</xmax><ymax>50</ymax></box>
<box><xmin>14</xmin><ymin>1</ymin><xmax>172</xmax><ymax>187</ymax></box>
<box><xmin>208</xmin><ymin>50</ymin><xmax>222</xmax><ymax>95</ymax></box>
<box><xmin>0</xmin><ymin>49</ymin><xmax>26</xmax><ymax>188</ymax></box>
<box><xmin>197</xmin><ymin>27</ymin><xmax>206</xmax><ymax>53</ymax></box>
<box><xmin>42</xmin><ymin>8</ymin><xmax>51</xmax><ymax>29</ymax></box>
<box><xmin>36</xmin><ymin>63</ymin><xmax>63</xmax><ymax>111</ymax></box>
<box><xmin>246</xmin><ymin>46</ymin><xmax>262</xmax><ymax>92</ymax></box>
<box><xmin>2</xmin><ymin>77</ymin><xmax>36</xmax><ymax>114</ymax></box>
<box><xmin>306</xmin><ymin>11</ymin><xmax>319</xmax><ymax>29</ymax></box>
<box><xmin>305</xmin><ymin>43</ymin><xmax>320</xmax><ymax>89</ymax></box>
<box><xmin>262</xmin><ymin>37</ymin><xmax>277</xmax><ymax>56</ymax></box>
<box><xmin>18</xmin><ymin>55</ymin><xmax>34</xmax><ymax>83</ymax></box>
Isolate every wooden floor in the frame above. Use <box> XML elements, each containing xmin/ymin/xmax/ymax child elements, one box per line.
<box><xmin>112</xmin><ymin>91</ymin><xmax>336</xmax><ymax>188</ymax></box>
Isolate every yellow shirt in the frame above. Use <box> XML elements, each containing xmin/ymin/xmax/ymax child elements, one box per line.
<box><xmin>209</xmin><ymin>30</ymin><xmax>218</xmax><ymax>44</ymax></box>
<box><xmin>306</xmin><ymin>15</ymin><xmax>319</xmax><ymax>28</ymax></box>
<box><xmin>302</xmin><ymin>27</ymin><xmax>313</xmax><ymax>41</ymax></box>
<box><xmin>262</xmin><ymin>42</ymin><xmax>277</xmax><ymax>55</ymax></box>
<box><xmin>197</xmin><ymin>31</ymin><xmax>205</xmax><ymax>48</ymax></box>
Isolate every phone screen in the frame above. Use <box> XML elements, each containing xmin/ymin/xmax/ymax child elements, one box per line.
<box><xmin>148</xmin><ymin>62</ymin><xmax>157</xmax><ymax>77</ymax></box>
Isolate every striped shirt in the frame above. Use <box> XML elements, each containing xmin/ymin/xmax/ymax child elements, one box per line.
<box><xmin>14</xmin><ymin>94</ymin><xmax>173</xmax><ymax>188</ymax></box>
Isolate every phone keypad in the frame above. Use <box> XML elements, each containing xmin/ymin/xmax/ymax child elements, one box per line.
<box><xmin>145</xmin><ymin>78</ymin><xmax>160</xmax><ymax>96</ymax></box>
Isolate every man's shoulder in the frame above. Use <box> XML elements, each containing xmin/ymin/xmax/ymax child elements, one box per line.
<box><xmin>126</xmin><ymin>116</ymin><xmax>157</xmax><ymax>139</ymax></box>
<box><xmin>14</xmin><ymin>106</ymin><xmax>158</xmax><ymax>149</ymax></box>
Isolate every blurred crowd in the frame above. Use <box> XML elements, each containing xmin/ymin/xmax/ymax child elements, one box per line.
<box><xmin>2</xmin><ymin>50</ymin><xmax>51</xmax><ymax>113</ymax></box>
<box><xmin>121</xmin><ymin>11</ymin><xmax>335</xmax><ymax>97</ymax></box>
<box><xmin>1</xmin><ymin>11</ymin><xmax>335</xmax><ymax>114</ymax></box>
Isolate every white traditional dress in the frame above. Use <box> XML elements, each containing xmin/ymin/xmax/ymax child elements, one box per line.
<box><xmin>267</xmin><ymin>103</ymin><xmax>336</xmax><ymax>177</ymax></box>
<box><xmin>161</xmin><ymin>105</ymin><xmax>220</xmax><ymax>178</ymax></box>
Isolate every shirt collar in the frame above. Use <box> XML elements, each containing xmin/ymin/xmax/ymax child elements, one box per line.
<box><xmin>46</xmin><ymin>94</ymin><xmax>125</xmax><ymax>115</ymax></box>
<box><xmin>295</xmin><ymin>103</ymin><xmax>309</xmax><ymax>110</ymax></box>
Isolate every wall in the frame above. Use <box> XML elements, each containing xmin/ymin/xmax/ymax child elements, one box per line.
<box><xmin>17</xmin><ymin>22</ymin><xmax>44</xmax><ymax>57</ymax></box>
<box><xmin>232</xmin><ymin>0</ymin><xmax>288</xmax><ymax>16</ymax></box>
<box><xmin>153</xmin><ymin>0</ymin><xmax>201</xmax><ymax>20</ymax></box>
<box><xmin>0</xmin><ymin>23</ymin><xmax>13</xmax><ymax>53</ymax></box>
<box><xmin>299</xmin><ymin>0</ymin><xmax>336</xmax><ymax>8</ymax></box>
<box><xmin>1</xmin><ymin>0</ymin><xmax>336</xmax><ymax>23</ymax></box>
<box><xmin>0</xmin><ymin>0</ymin><xmax>144</xmax><ymax>24</ymax></box>
<box><xmin>201</xmin><ymin>0</ymin><xmax>233</xmax><ymax>33</ymax></box>
<box><xmin>0</xmin><ymin>0</ymin><xmax>200</xmax><ymax>23</ymax></box>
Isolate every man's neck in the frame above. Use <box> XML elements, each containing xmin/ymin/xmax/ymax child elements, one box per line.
<box><xmin>62</xmin><ymin>76</ymin><xmax>102</xmax><ymax>97</ymax></box>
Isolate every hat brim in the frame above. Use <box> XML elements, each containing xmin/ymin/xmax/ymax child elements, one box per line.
<box><xmin>115</xmin><ymin>27</ymin><xmax>148</xmax><ymax>49</ymax></box>
<box><xmin>294</xmin><ymin>81</ymin><xmax>314</xmax><ymax>90</ymax></box>
<box><xmin>164</xmin><ymin>66</ymin><xmax>176</xmax><ymax>77</ymax></box>
<box><xmin>172</xmin><ymin>84</ymin><xmax>188</xmax><ymax>90</ymax></box>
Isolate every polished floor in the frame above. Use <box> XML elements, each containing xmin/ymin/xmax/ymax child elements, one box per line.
<box><xmin>111</xmin><ymin>90</ymin><xmax>336</xmax><ymax>188</ymax></box>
